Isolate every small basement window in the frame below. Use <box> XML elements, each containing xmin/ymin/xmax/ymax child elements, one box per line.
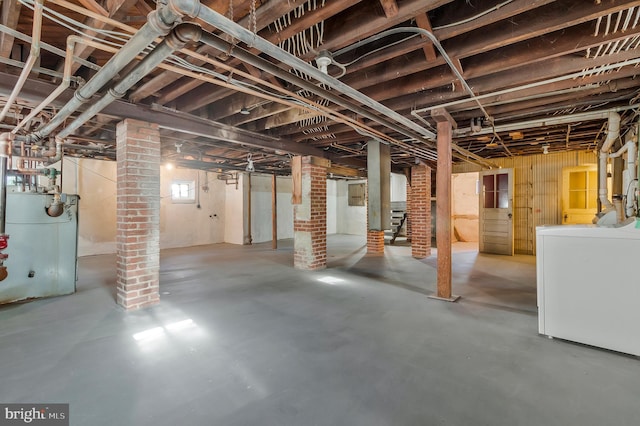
<box><xmin>171</xmin><ymin>180</ymin><xmax>195</xmax><ymax>203</ymax></box>
<box><xmin>348</xmin><ymin>183</ymin><xmax>366</xmax><ymax>206</ymax></box>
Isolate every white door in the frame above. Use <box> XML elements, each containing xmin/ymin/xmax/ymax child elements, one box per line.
<box><xmin>479</xmin><ymin>169</ymin><xmax>514</xmax><ymax>255</ymax></box>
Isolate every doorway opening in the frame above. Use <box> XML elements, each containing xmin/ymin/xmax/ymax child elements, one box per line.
<box><xmin>452</xmin><ymin>172</ymin><xmax>480</xmax><ymax>253</ymax></box>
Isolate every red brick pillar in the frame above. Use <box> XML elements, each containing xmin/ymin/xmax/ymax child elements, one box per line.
<box><xmin>410</xmin><ymin>164</ymin><xmax>432</xmax><ymax>259</ymax></box>
<box><xmin>294</xmin><ymin>156</ymin><xmax>327</xmax><ymax>270</ymax></box>
<box><xmin>406</xmin><ymin>178</ymin><xmax>412</xmax><ymax>241</ymax></box>
<box><xmin>367</xmin><ymin>230</ymin><xmax>385</xmax><ymax>253</ymax></box>
<box><xmin>116</xmin><ymin>119</ymin><xmax>161</xmax><ymax>310</ymax></box>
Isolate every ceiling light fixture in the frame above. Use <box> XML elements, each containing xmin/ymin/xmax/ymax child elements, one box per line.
<box><xmin>245</xmin><ymin>153</ymin><xmax>255</xmax><ymax>173</ymax></box>
<box><xmin>315</xmin><ymin>50</ymin><xmax>333</xmax><ymax>75</ymax></box>
<box><xmin>240</xmin><ymin>106</ymin><xmax>250</xmax><ymax>115</ymax></box>
<box><xmin>542</xmin><ymin>144</ymin><xmax>550</xmax><ymax>155</ymax></box>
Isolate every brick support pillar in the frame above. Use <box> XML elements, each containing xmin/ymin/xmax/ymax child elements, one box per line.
<box><xmin>367</xmin><ymin>230</ymin><xmax>385</xmax><ymax>253</ymax></box>
<box><xmin>410</xmin><ymin>164</ymin><xmax>432</xmax><ymax>258</ymax></box>
<box><xmin>294</xmin><ymin>156</ymin><xmax>328</xmax><ymax>270</ymax></box>
<box><xmin>116</xmin><ymin>119</ymin><xmax>161</xmax><ymax>310</ymax></box>
<box><xmin>405</xmin><ymin>176</ymin><xmax>412</xmax><ymax>241</ymax></box>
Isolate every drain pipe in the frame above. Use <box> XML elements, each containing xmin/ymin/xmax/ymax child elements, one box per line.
<box><xmin>57</xmin><ymin>23</ymin><xmax>201</xmax><ymax>139</ymax></box>
<box><xmin>611</xmin><ymin>122</ymin><xmax>639</xmax><ymax>218</ymax></box>
<box><xmin>0</xmin><ymin>133</ymin><xmax>12</xmax><ymax>234</ymax></box>
<box><xmin>0</xmin><ymin>0</ymin><xmax>44</xmax><ymax>123</ymax></box>
<box><xmin>0</xmin><ymin>133</ymin><xmax>12</xmax><ymax>281</ymax></box>
<box><xmin>599</xmin><ymin>111</ymin><xmax>621</xmax><ymax>213</ymax></box>
<box><xmin>28</xmin><ymin>0</ymin><xmax>200</xmax><ymax>143</ymax></box>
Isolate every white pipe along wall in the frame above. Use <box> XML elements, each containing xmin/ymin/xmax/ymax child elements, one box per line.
<box><xmin>598</xmin><ymin>111</ymin><xmax>621</xmax><ymax>218</ymax></box>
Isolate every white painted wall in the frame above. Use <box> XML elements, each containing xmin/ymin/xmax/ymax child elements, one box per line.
<box><xmin>159</xmin><ymin>167</ymin><xmax>226</xmax><ymax>249</ymax></box>
<box><xmin>62</xmin><ymin>158</ymin><xmax>230</xmax><ymax>256</ymax></box>
<box><xmin>390</xmin><ymin>172</ymin><xmax>407</xmax><ymax>202</ymax></box>
<box><xmin>224</xmin><ymin>172</ymin><xmax>245</xmax><ymax>245</ymax></box>
<box><xmin>249</xmin><ymin>174</ymin><xmax>294</xmax><ymax>243</ymax></box>
<box><xmin>336</xmin><ymin>179</ymin><xmax>367</xmax><ymax>235</ymax></box>
<box><xmin>62</xmin><ymin>157</ymin><xmax>117</xmax><ymax>256</ymax></box>
<box><xmin>61</xmin><ymin>157</ymin><xmax>379</xmax><ymax>253</ymax></box>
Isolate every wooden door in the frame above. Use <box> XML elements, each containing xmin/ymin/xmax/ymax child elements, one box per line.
<box><xmin>479</xmin><ymin>169</ymin><xmax>514</xmax><ymax>255</ymax></box>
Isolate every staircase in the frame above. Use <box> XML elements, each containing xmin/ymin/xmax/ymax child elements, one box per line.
<box><xmin>389</xmin><ymin>201</ymin><xmax>408</xmax><ymax>245</ymax></box>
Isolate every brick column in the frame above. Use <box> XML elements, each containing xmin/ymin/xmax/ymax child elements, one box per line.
<box><xmin>406</xmin><ymin>178</ymin><xmax>412</xmax><ymax>241</ymax></box>
<box><xmin>294</xmin><ymin>156</ymin><xmax>327</xmax><ymax>270</ymax></box>
<box><xmin>367</xmin><ymin>230</ymin><xmax>385</xmax><ymax>253</ymax></box>
<box><xmin>410</xmin><ymin>164</ymin><xmax>432</xmax><ymax>259</ymax></box>
<box><xmin>116</xmin><ymin>119</ymin><xmax>161</xmax><ymax>310</ymax></box>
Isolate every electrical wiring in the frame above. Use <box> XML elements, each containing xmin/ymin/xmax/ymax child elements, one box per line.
<box><xmin>432</xmin><ymin>0</ymin><xmax>515</xmax><ymax>31</ymax></box>
<box><xmin>338</xmin><ymin>33</ymin><xmax>421</xmax><ymax>68</ymax></box>
<box><xmin>19</xmin><ymin>0</ymin><xmax>133</xmax><ymax>48</ymax></box>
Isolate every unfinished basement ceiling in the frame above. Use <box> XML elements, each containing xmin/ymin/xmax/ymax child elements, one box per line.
<box><xmin>1</xmin><ymin>0</ymin><xmax>639</xmax><ymax>175</ymax></box>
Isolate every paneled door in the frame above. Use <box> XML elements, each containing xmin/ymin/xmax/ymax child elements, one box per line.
<box><xmin>479</xmin><ymin>169</ymin><xmax>514</xmax><ymax>255</ymax></box>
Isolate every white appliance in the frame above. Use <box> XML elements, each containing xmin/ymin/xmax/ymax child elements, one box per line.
<box><xmin>536</xmin><ymin>221</ymin><xmax>640</xmax><ymax>356</ymax></box>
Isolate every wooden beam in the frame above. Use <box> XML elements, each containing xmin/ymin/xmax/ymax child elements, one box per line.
<box><xmin>77</xmin><ymin>0</ymin><xmax>108</xmax><ymax>16</ymax></box>
<box><xmin>379</xmin><ymin>0</ymin><xmax>399</xmax><ymax>18</ymax></box>
<box><xmin>272</xmin><ymin>174</ymin><xmax>278</xmax><ymax>249</ymax></box>
<box><xmin>433</xmin><ymin>0</ymin><xmax>556</xmax><ymax>40</ymax></box>
<box><xmin>360</xmin><ymin>46</ymin><xmax>640</xmax><ymax>104</ymax></box>
<box><xmin>318</xmin><ymin>0</ymin><xmax>453</xmax><ymax>58</ymax></box>
<box><xmin>430</xmin><ymin>108</ymin><xmax>458</xmax><ymax>302</ymax></box>
<box><xmin>223</xmin><ymin>103</ymin><xmax>292</xmax><ymax>127</ymax></box>
<box><xmin>328</xmin><ymin>165</ymin><xmax>367</xmax><ymax>178</ymax></box>
<box><xmin>446</xmin><ymin>0</ymin><xmax>640</xmax><ymax>60</ymax></box>
<box><xmin>0</xmin><ymin>0</ymin><xmax>22</xmax><ymax>59</ymax></box>
<box><xmin>291</xmin><ymin>156</ymin><xmax>302</xmax><ymax>205</ymax></box>
<box><xmin>414</xmin><ymin>13</ymin><xmax>437</xmax><ymax>62</ymax></box>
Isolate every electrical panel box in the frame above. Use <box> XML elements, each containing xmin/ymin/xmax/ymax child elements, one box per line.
<box><xmin>0</xmin><ymin>190</ymin><xmax>79</xmax><ymax>304</ymax></box>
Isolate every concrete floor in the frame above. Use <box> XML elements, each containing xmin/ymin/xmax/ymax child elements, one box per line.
<box><xmin>0</xmin><ymin>235</ymin><xmax>638</xmax><ymax>425</ymax></box>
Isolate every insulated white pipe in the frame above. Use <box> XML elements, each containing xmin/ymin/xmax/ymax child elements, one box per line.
<box><xmin>0</xmin><ymin>0</ymin><xmax>44</xmax><ymax>122</ymax></box>
<box><xmin>455</xmin><ymin>104</ymin><xmax>638</xmax><ymax>136</ymax></box>
<box><xmin>622</xmin><ymin>128</ymin><xmax>638</xmax><ymax>217</ymax></box>
<box><xmin>599</xmin><ymin>111</ymin><xmax>621</xmax><ymax>212</ymax></box>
